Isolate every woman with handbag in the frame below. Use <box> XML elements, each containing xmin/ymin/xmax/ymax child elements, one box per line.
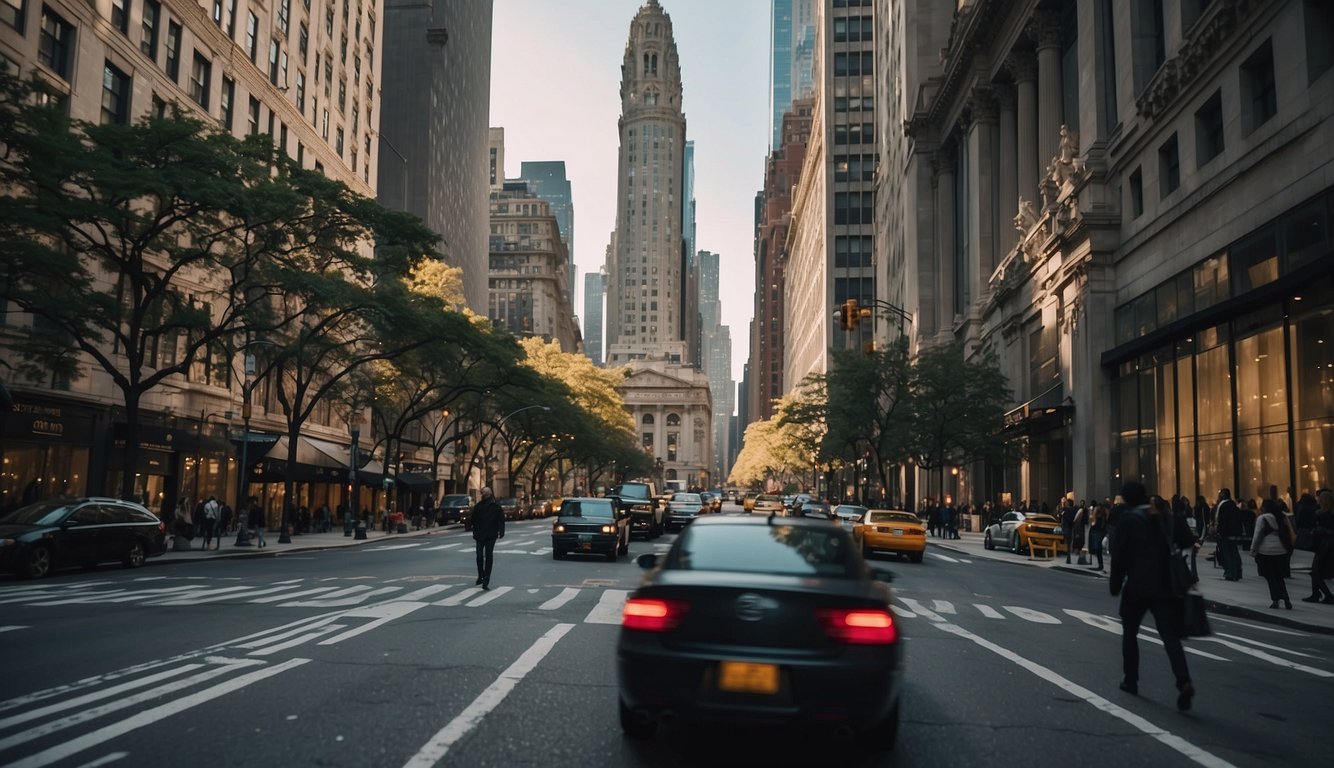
<box><xmin>1250</xmin><ymin>498</ymin><xmax>1293</xmax><ymax>609</ymax></box>
<box><xmin>1109</xmin><ymin>484</ymin><xmax>1197</xmax><ymax>711</ymax></box>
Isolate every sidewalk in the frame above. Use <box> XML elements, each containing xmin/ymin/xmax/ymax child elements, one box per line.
<box><xmin>152</xmin><ymin>524</ymin><xmax>455</xmax><ymax>563</ymax></box>
<box><xmin>930</xmin><ymin>531</ymin><xmax>1334</xmax><ymax>635</ymax></box>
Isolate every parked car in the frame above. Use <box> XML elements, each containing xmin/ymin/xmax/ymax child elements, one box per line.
<box><xmin>0</xmin><ymin>498</ymin><xmax>169</xmax><ymax>579</ymax></box>
<box><xmin>551</xmin><ymin>497</ymin><xmax>629</xmax><ymax>561</ymax></box>
<box><xmin>535</xmin><ymin>497</ymin><xmax>564</xmax><ymax>518</ymax></box>
<box><xmin>618</xmin><ymin>515</ymin><xmax>902</xmax><ymax>750</ymax></box>
<box><xmin>742</xmin><ymin>493</ymin><xmax>758</xmax><ymax>512</ymax></box>
<box><xmin>834</xmin><ymin>504</ymin><xmax>868</xmax><ymax>531</ymax></box>
<box><xmin>753</xmin><ymin>494</ymin><xmax>786</xmax><ymax>516</ymax></box>
<box><xmin>610</xmin><ymin>481</ymin><xmax>664</xmax><ymax>539</ymax></box>
<box><xmin>789</xmin><ymin>493</ymin><xmax>813</xmax><ymax>514</ymax></box>
<box><xmin>983</xmin><ymin>511</ymin><xmax>1065</xmax><ymax>555</ymax></box>
<box><xmin>854</xmin><ymin>509</ymin><xmax>927</xmax><ymax>563</ymax></box>
<box><xmin>698</xmin><ymin>491</ymin><xmax>722</xmax><ymax>513</ymax></box>
<box><xmin>497</xmin><ymin>497</ymin><xmax>524</xmax><ymax>521</ymax></box>
<box><xmin>665</xmin><ymin>492</ymin><xmax>705</xmax><ymax>532</ymax></box>
<box><xmin>797</xmin><ymin>500</ymin><xmax>834</xmax><ymax>520</ymax></box>
<box><xmin>438</xmin><ymin>494</ymin><xmax>472</xmax><ymax>526</ymax></box>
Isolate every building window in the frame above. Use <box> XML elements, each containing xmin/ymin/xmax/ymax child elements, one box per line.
<box><xmin>141</xmin><ymin>0</ymin><xmax>160</xmax><ymax>59</ymax></box>
<box><xmin>165</xmin><ymin>20</ymin><xmax>181</xmax><ymax>81</ymax></box>
<box><xmin>101</xmin><ymin>62</ymin><xmax>131</xmax><ymax>124</ymax></box>
<box><xmin>1129</xmin><ymin>166</ymin><xmax>1144</xmax><ymax>218</ymax></box>
<box><xmin>299</xmin><ymin>22</ymin><xmax>308</xmax><ymax>59</ymax></box>
<box><xmin>325</xmin><ymin>7</ymin><xmax>332</xmax><ymax>36</ymax></box>
<box><xmin>1132</xmin><ymin>0</ymin><xmax>1167</xmax><ymax>92</ymax></box>
<box><xmin>225</xmin><ymin>0</ymin><xmax>235</xmax><ymax>37</ymax></box>
<box><xmin>269</xmin><ymin>41</ymin><xmax>280</xmax><ymax>84</ymax></box>
<box><xmin>150</xmin><ymin>93</ymin><xmax>166</xmax><ymax>118</ymax></box>
<box><xmin>220</xmin><ymin>75</ymin><xmax>234</xmax><ymax>131</ymax></box>
<box><xmin>321</xmin><ymin>108</ymin><xmax>328</xmax><ymax>139</ymax></box>
<box><xmin>1</xmin><ymin>0</ymin><xmax>24</xmax><ymax>33</ymax></box>
<box><xmin>1240</xmin><ymin>40</ymin><xmax>1277</xmax><ymax>136</ymax></box>
<box><xmin>211</xmin><ymin>0</ymin><xmax>221</xmax><ymax>26</ymax></box>
<box><xmin>38</xmin><ymin>6</ymin><xmax>75</xmax><ymax>80</ymax></box>
<box><xmin>277</xmin><ymin>0</ymin><xmax>289</xmax><ymax>34</ymax></box>
<box><xmin>1194</xmin><ymin>91</ymin><xmax>1224</xmax><ymax>167</ymax></box>
<box><xmin>111</xmin><ymin>0</ymin><xmax>129</xmax><ymax>34</ymax></box>
<box><xmin>1305</xmin><ymin>0</ymin><xmax>1334</xmax><ymax>83</ymax></box>
<box><xmin>246</xmin><ymin>12</ymin><xmax>258</xmax><ymax>63</ymax></box>
<box><xmin>189</xmin><ymin>52</ymin><xmax>210</xmax><ymax>109</ymax></box>
<box><xmin>1158</xmin><ymin>133</ymin><xmax>1179</xmax><ymax>196</ymax></box>
<box><xmin>295</xmin><ymin>72</ymin><xmax>305</xmax><ymax>111</ymax></box>
<box><xmin>337</xmin><ymin>78</ymin><xmax>345</xmax><ymax>110</ymax></box>
<box><xmin>335</xmin><ymin>127</ymin><xmax>343</xmax><ymax>155</ymax></box>
<box><xmin>247</xmin><ymin>96</ymin><xmax>260</xmax><ymax>136</ymax></box>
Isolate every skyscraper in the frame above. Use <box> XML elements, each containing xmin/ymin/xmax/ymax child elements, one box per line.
<box><xmin>583</xmin><ymin>270</ymin><xmax>606</xmax><ymax>366</ymax></box>
<box><xmin>604</xmin><ymin>0</ymin><xmax>688</xmax><ymax>366</ymax></box>
<box><xmin>770</xmin><ymin>0</ymin><xmax>817</xmax><ymax>149</ymax></box>
<box><xmin>520</xmin><ymin>161</ymin><xmax>575</xmax><ymax>302</ymax></box>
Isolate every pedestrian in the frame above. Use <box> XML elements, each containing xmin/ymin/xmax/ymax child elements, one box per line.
<box><xmin>1062</xmin><ymin>498</ymin><xmax>1078</xmax><ymax>563</ymax></box>
<box><xmin>217</xmin><ymin>501</ymin><xmax>232</xmax><ymax>547</ymax></box>
<box><xmin>471</xmin><ymin>487</ymin><xmax>505</xmax><ymax>590</ymax></box>
<box><xmin>1215</xmin><ymin>488</ymin><xmax>1244</xmax><ymax>581</ymax></box>
<box><xmin>248</xmin><ymin>499</ymin><xmax>266</xmax><ymax>548</ymax></box>
<box><xmin>1250</xmin><ymin>498</ymin><xmax>1294</xmax><ymax>610</ymax></box>
<box><xmin>1302</xmin><ymin>489</ymin><xmax>1334</xmax><ymax>604</ymax></box>
<box><xmin>1109</xmin><ymin>483</ymin><xmax>1196</xmax><ymax>711</ymax></box>
<box><xmin>1088</xmin><ymin>503</ymin><xmax>1107</xmax><ymax>571</ymax></box>
<box><xmin>200</xmin><ymin>496</ymin><xmax>219</xmax><ymax>550</ymax></box>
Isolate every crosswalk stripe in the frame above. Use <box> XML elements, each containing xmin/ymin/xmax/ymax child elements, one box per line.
<box><xmin>582</xmin><ymin>589</ymin><xmax>629</xmax><ymax>625</ymax></box>
<box><xmin>423</xmin><ymin>543</ymin><xmax>463</xmax><ymax>551</ymax></box>
<box><xmin>539</xmin><ymin>588</ymin><xmax>580</xmax><ymax>611</ymax></box>
<box><xmin>248</xmin><ymin>625</ymin><xmax>346</xmax><ymax>656</ymax></box>
<box><xmin>153</xmin><ymin>585</ymin><xmax>302</xmax><ymax>606</ymax></box>
<box><xmin>363</xmin><ymin>543</ymin><xmax>425</xmax><ymax>552</ymax></box>
<box><xmin>249</xmin><ymin>586</ymin><xmax>342</xmax><ymax>604</ymax></box>
<box><xmin>931</xmin><ymin>600</ymin><xmax>956</xmax><ymax>614</ymax></box>
<box><xmin>435</xmin><ymin>588</ymin><xmax>483</xmax><ymax>607</ymax></box>
<box><xmin>1199</xmin><ymin>636</ymin><xmax>1334</xmax><ymax>677</ymax></box>
<box><xmin>1003</xmin><ymin>606</ymin><xmax>1060</xmax><ymax>624</ymax></box>
<box><xmin>285</xmin><ymin>586</ymin><xmax>403</xmax><ymax>608</ymax></box>
<box><xmin>466</xmin><ymin>587</ymin><xmax>513</xmax><ymax>607</ymax></box>
<box><xmin>930</xmin><ymin>552</ymin><xmax>960</xmax><ymax>563</ymax></box>
<box><xmin>140</xmin><ymin>586</ymin><xmax>259</xmax><ymax>606</ymax></box>
<box><xmin>0</xmin><ymin>626</ymin><xmax>27</xmax><ymax>633</ymax></box>
<box><xmin>394</xmin><ymin>585</ymin><xmax>457</xmax><ymax>602</ymax></box>
<box><xmin>975</xmin><ymin>604</ymin><xmax>1005</xmax><ymax>619</ymax></box>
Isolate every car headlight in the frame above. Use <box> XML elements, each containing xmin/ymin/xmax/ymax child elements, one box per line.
<box><xmin>553</xmin><ymin>524</ymin><xmax>566</xmax><ymax>534</ymax></box>
<box><xmin>601</xmin><ymin>524</ymin><xmax>614</xmax><ymax>534</ymax></box>
<box><xmin>0</xmin><ymin>538</ymin><xmax>13</xmax><ymax>547</ymax></box>
<box><xmin>1053</xmin><ymin>527</ymin><xmax>1063</xmax><ymax>535</ymax></box>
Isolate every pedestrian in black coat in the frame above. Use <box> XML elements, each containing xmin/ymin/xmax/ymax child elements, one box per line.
<box><xmin>1109</xmin><ymin>484</ymin><xmax>1197</xmax><ymax>711</ymax></box>
<box><xmin>471</xmin><ymin>487</ymin><xmax>505</xmax><ymax>590</ymax></box>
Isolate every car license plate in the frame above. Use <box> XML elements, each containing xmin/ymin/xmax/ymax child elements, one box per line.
<box><xmin>718</xmin><ymin>661</ymin><xmax>779</xmax><ymax>694</ymax></box>
<box><xmin>893</xmin><ymin>528</ymin><xmax>904</xmax><ymax>536</ymax></box>
<box><xmin>578</xmin><ymin>534</ymin><xmax>591</xmax><ymax>542</ymax></box>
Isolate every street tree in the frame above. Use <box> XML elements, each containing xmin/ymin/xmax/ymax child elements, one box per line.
<box><xmin>907</xmin><ymin>341</ymin><xmax>1011</xmax><ymax>504</ymax></box>
<box><xmin>775</xmin><ymin>377</ymin><xmax>829</xmax><ymax>493</ymax></box>
<box><xmin>823</xmin><ymin>339</ymin><xmax>914</xmax><ymax>498</ymax></box>
<box><xmin>0</xmin><ymin>73</ymin><xmax>326</xmax><ymax>501</ymax></box>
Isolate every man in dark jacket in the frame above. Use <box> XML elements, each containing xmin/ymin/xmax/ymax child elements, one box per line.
<box><xmin>1215</xmin><ymin>488</ymin><xmax>1243</xmax><ymax>581</ymax></box>
<box><xmin>471</xmin><ymin>487</ymin><xmax>505</xmax><ymax>590</ymax></box>
<box><xmin>1110</xmin><ymin>482</ymin><xmax>1197</xmax><ymax>711</ymax></box>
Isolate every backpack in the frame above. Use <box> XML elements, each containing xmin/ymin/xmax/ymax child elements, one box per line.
<box><xmin>1269</xmin><ymin>514</ymin><xmax>1293</xmax><ymax>552</ymax></box>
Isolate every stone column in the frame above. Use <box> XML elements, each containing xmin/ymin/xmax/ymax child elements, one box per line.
<box><xmin>966</xmin><ymin>88</ymin><xmax>999</xmax><ymax>293</ymax></box>
<box><xmin>1006</xmin><ymin>51</ymin><xmax>1039</xmax><ymax>211</ymax></box>
<box><xmin>1033</xmin><ymin>11</ymin><xmax>1065</xmax><ymax>175</ymax></box>
<box><xmin>933</xmin><ymin>147</ymin><xmax>956</xmax><ymax>339</ymax></box>
<box><xmin>996</xmin><ymin>85</ymin><xmax>1019</xmax><ymax>258</ymax></box>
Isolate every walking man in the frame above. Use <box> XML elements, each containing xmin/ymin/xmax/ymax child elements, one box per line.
<box><xmin>471</xmin><ymin>487</ymin><xmax>505</xmax><ymax>590</ymax></box>
<box><xmin>200</xmin><ymin>496</ymin><xmax>219</xmax><ymax>550</ymax></box>
<box><xmin>1062</xmin><ymin>498</ymin><xmax>1079</xmax><ymax>563</ymax></box>
<box><xmin>1109</xmin><ymin>482</ymin><xmax>1196</xmax><ymax>711</ymax></box>
<box><xmin>1215</xmin><ymin>489</ymin><xmax>1243</xmax><ymax>581</ymax></box>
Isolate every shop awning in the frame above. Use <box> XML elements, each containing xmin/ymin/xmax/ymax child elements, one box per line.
<box><xmin>257</xmin><ymin>436</ymin><xmax>355</xmax><ymax>483</ymax></box>
<box><xmin>1001</xmin><ymin>385</ymin><xmax>1071</xmax><ymax>436</ymax></box>
<box><xmin>395</xmin><ymin>472</ymin><xmax>436</xmax><ymax>492</ymax></box>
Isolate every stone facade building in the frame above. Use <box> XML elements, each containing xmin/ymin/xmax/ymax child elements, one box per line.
<box><xmin>488</xmin><ymin>182</ymin><xmax>581</xmax><ymax>353</ymax></box>
<box><xmin>888</xmin><ymin>0</ymin><xmax>1334</xmax><ymax>508</ymax></box>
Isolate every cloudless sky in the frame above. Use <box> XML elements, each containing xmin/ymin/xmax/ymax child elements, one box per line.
<box><xmin>489</xmin><ymin>0</ymin><xmax>772</xmax><ymax>387</ymax></box>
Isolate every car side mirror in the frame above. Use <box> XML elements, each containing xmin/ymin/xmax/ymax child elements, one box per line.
<box><xmin>636</xmin><ymin>553</ymin><xmax>658</xmax><ymax>569</ymax></box>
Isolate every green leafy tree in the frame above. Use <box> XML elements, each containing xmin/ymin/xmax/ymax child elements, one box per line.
<box><xmin>823</xmin><ymin>339</ymin><xmax>914</xmax><ymax>495</ymax></box>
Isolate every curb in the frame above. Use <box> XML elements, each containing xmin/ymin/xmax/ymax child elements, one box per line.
<box><xmin>929</xmin><ymin>541</ymin><xmax>1334</xmax><ymax>636</ymax></box>
<box><xmin>144</xmin><ymin>526</ymin><xmax>464</xmax><ymax>567</ymax></box>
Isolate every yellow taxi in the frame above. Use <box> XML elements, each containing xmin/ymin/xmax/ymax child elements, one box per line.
<box><xmin>853</xmin><ymin>509</ymin><xmax>927</xmax><ymax>563</ymax></box>
<box><xmin>742</xmin><ymin>493</ymin><xmax>758</xmax><ymax>512</ymax></box>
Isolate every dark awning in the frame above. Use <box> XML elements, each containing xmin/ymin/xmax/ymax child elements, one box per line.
<box><xmin>395</xmin><ymin>472</ymin><xmax>436</xmax><ymax>492</ymax></box>
<box><xmin>257</xmin><ymin>437</ymin><xmax>354</xmax><ymax>484</ymax></box>
<box><xmin>1001</xmin><ymin>384</ymin><xmax>1071</xmax><ymax>436</ymax></box>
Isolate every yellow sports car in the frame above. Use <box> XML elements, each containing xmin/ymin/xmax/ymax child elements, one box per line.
<box><xmin>854</xmin><ymin>509</ymin><xmax>927</xmax><ymax>563</ymax></box>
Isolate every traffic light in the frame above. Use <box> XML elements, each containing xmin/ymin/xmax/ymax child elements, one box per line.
<box><xmin>840</xmin><ymin>299</ymin><xmax>859</xmax><ymax>331</ymax></box>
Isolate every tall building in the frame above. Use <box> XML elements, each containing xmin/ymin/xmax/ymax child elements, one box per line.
<box><xmin>783</xmin><ymin>0</ymin><xmax>878</xmax><ymax>391</ymax></box>
<box><xmin>884</xmin><ymin>0</ymin><xmax>1334</xmax><ymax>508</ymax></box>
<box><xmin>604</xmin><ymin>0</ymin><xmax>688</xmax><ymax>366</ymax></box>
<box><xmin>605</xmin><ymin>0</ymin><xmax>712</xmax><ymax>489</ymax></box>
<box><xmin>519</xmin><ymin>161</ymin><xmax>575</xmax><ymax>300</ymax></box>
<box><xmin>749</xmin><ymin>98</ymin><xmax>813</xmax><ymax>427</ymax></box>
<box><xmin>488</xmin><ymin>181</ymin><xmax>580</xmax><ymax>353</ymax></box>
<box><xmin>682</xmin><ymin>141</ymin><xmax>699</xmax><ymax>367</ymax></box>
<box><xmin>380</xmin><ymin>0</ymin><xmax>494</xmax><ymax>313</ymax></box>
<box><xmin>698</xmin><ymin>251</ymin><xmax>735</xmax><ymax>485</ymax></box>
<box><xmin>488</xmin><ymin>127</ymin><xmax>505</xmax><ymax>188</ymax></box>
<box><xmin>769</xmin><ymin>0</ymin><xmax>816</xmax><ymax>149</ymax></box>
<box><xmin>0</xmin><ymin>0</ymin><xmax>387</xmax><ymax>515</ymax></box>
<box><xmin>583</xmin><ymin>270</ymin><xmax>606</xmax><ymax>366</ymax></box>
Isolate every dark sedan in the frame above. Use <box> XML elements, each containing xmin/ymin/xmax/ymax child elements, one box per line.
<box><xmin>0</xmin><ymin>497</ymin><xmax>168</xmax><ymax>579</ymax></box>
<box><xmin>665</xmin><ymin>492</ymin><xmax>705</xmax><ymax>532</ymax></box>
<box><xmin>551</xmin><ymin>497</ymin><xmax>629</xmax><ymax>561</ymax></box>
<box><xmin>617</xmin><ymin>515</ymin><xmax>902</xmax><ymax>752</ymax></box>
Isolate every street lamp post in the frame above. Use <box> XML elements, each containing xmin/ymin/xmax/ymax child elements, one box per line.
<box><xmin>232</xmin><ymin>340</ymin><xmax>275</xmax><ymax>547</ymax></box>
<box><xmin>347</xmin><ymin>410</ymin><xmax>361</xmax><ymax>538</ymax></box>
<box><xmin>490</xmin><ymin>405</ymin><xmax>551</xmax><ymax>496</ymax></box>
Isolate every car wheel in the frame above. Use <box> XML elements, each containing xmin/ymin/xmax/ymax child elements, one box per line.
<box><xmin>910</xmin><ymin>552</ymin><xmax>924</xmax><ymax>564</ymax></box>
<box><xmin>618</xmin><ymin>698</ymin><xmax>656</xmax><ymax>740</ymax></box>
<box><xmin>984</xmin><ymin>531</ymin><xmax>994</xmax><ymax>550</ymax></box>
<box><xmin>21</xmin><ymin>546</ymin><xmax>52</xmax><ymax>579</ymax></box>
<box><xmin>123</xmin><ymin>540</ymin><xmax>146</xmax><ymax>568</ymax></box>
<box><xmin>862</xmin><ymin>541</ymin><xmax>873</xmax><ymax>560</ymax></box>
<box><xmin>859</xmin><ymin>698</ymin><xmax>900</xmax><ymax>754</ymax></box>
<box><xmin>552</xmin><ymin>548</ymin><xmax>563</xmax><ymax>561</ymax></box>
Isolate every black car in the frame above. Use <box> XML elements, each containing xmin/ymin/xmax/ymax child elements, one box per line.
<box><xmin>665</xmin><ymin>492</ymin><xmax>705</xmax><ymax>532</ymax></box>
<box><xmin>0</xmin><ymin>497</ymin><xmax>169</xmax><ymax>579</ymax></box>
<box><xmin>551</xmin><ymin>497</ymin><xmax>629</xmax><ymax>561</ymax></box>
<box><xmin>438</xmin><ymin>494</ymin><xmax>472</xmax><ymax>526</ymax></box>
<box><xmin>798</xmin><ymin>501</ymin><xmax>835</xmax><ymax>520</ymax></box>
<box><xmin>617</xmin><ymin>515</ymin><xmax>902</xmax><ymax>751</ymax></box>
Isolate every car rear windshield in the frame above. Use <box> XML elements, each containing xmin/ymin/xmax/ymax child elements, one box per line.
<box><xmin>756</xmin><ymin>494</ymin><xmax>782</xmax><ymax>502</ymax></box>
<box><xmin>670</xmin><ymin>524</ymin><xmax>855</xmax><ymax>577</ymax></box>
<box><xmin>868</xmin><ymin>511</ymin><xmax>918</xmax><ymax>524</ymax></box>
<box><xmin>671</xmin><ymin>493</ymin><xmax>701</xmax><ymax>503</ymax></box>
<box><xmin>559</xmin><ymin>500</ymin><xmax>613</xmax><ymax>519</ymax></box>
<box><xmin>614</xmin><ymin>483</ymin><xmax>652</xmax><ymax>500</ymax></box>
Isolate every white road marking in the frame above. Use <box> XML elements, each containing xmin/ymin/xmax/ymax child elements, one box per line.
<box><xmin>152</xmin><ymin>585</ymin><xmax>303</xmax><ymax>605</ymax></box>
<box><xmin>508</xmin><ymin>539</ymin><xmax>538</xmax><ymax>547</ymax></box>
<box><xmin>930</xmin><ymin>553</ymin><xmax>960</xmax><ymax>563</ymax></box>
<box><xmin>1197</xmin><ymin>637</ymin><xmax>1333</xmax><ymax>677</ymax></box>
<box><xmin>364</xmin><ymin>543</ymin><xmax>425</xmax><ymax>552</ymax></box>
<box><xmin>933</xmin><ymin>622</ymin><xmax>1238</xmax><ymax>768</ymax></box>
<box><xmin>931</xmin><ymin>600</ymin><xmax>956</xmax><ymax>614</ymax></box>
<box><xmin>1063</xmin><ymin>610</ymin><xmax>1230</xmax><ymax>661</ymax></box>
<box><xmin>897</xmin><ymin>598</ymin><xmax>944</xmax><ymax>622</ymax></box>
<box><xmin>435</xmin><ymin>588</ymin><xmax>483</xmax><ymax>607</ymax></box>
<box><xmin>495</xmin><ymin>549</ymin><xmax>532</xmax><ymax>555</ymax></box>
<box><xmin>423</xmin><ymin>543</ymin><xmax>463</xmax><ymax>551</ymax></box>
<box><xmin>466</xmin><ymin>587</ymin><xmax>513</xmax><ymax>607</ymax></box>
<box><xmin>582</xmin><ymin>589</ymin><xmax>630</xmax><ymax>625</ymax></box>
<box><xmin>0</xmin><ymin>665</ymin><xmax>206</xmax><ymax>732</ymax></box>
<box><xmin>5</xmin><ymin>658</ymin><xmax>310</xmax><ymax>768</ymax></box>
<box><xmin>0</xmin><ymin>626</ymin><xmax>28</xmax><ymax>633</ymax></box>
<box><xmin>531</xmin><ymin>547</ymin><xmax>553</xmax><ymax>555</ymax></box>
<box><xmin>139</xmin><ymin>586</ymin><xmax>262</xmax><ymax>606</ymax></box>
<box><xmin>249</xmin><ymin>586</ymin><xmax>342</xmax><ymax>603</ymax></box>
<box><xmin>1213</xmin><ymin>632</ymin><xmax>1319</xmax><ymax>658</ymax></box>
<box><xmin>402</xmin><ymin>623</ymin><xmax>574</xmax><ymax>768</ymax></box>
<box><xmin>1209</xmin><ymin>615</ymin><xmax>1308</xmax><ymax>635</ymax></box>
<box><xmin>75</xmin><ymin>751</ymin><xmax>128</xmax><ymax>767</ymax></box>
<box><xmin>235</xmin><ymin>617</ymin><xmax>343</xmax><ymax>650</ymax></box>
<box><xmin>1003</xmin><ymin>606</ymin><xmax>1060</xmax><ymax>624</ymax></box>
<box><xmin>974</xmin><ymin>604</ymin><xmax>1005</xmax><ymax>619</ymax></box>
<box><xmin>539</xmin><ymin>588</ymin><xmax>580</xmax><ymax>611</ymax></box>
<box><xmin>247</xmin><ymin>625</ymin><xmax>346</xmax><ymax>656</ymax></box>
<box><xmin>958</xmin><ymin>558</ymin><xmax>972</xmax><ymax>563</ymax></box>
<box><xmin>394</xmin><ymin>585</ymin><xmax>457</xmax><ymax>602</ymax></box>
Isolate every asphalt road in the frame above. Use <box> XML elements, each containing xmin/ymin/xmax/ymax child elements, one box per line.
<box><xmin>0</xmin><ymin>505</ymin><xmax>1328</xmax><ymax>767</ymax></box>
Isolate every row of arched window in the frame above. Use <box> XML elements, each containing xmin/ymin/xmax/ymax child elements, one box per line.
<box><xmin>642</xmin><ymin>413</ymin><xmax>681</xmax><ymax>426</ymax></box>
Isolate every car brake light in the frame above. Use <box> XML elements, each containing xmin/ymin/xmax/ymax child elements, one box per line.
<box><xmin>818</xmin><ymin>608</ymin><xmax>898</xmax><ymax>644</ymax></box>
<box><xmin>622</xmin><ymin>598</ymin><xmax>688</xmax><ymax>632</ymax></box>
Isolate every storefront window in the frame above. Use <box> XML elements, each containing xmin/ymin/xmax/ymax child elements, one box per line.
<box><xmin>1234</xmin><ymin>308</ymin><xmax>1290</xmax><ymax>504</ymax></box>
<box><xmin>1290</xmin><ymin>281</ymin><xmax>1334</xmax><ymax>493</ymax></box>
<box><xmin>1175</xmin><ymin>341</ymin><xmax>1198</xmax><ymax>500</ymax></box>
<box><xmin>1194</xmin><ymin>254</ymin><xmax>1229</xmax><ymax>312</ymax></box>
<box><xmin>1230</xmin><ymin>226</ymin><xmax>1279</xmax><ymax>294</ymax></box>
<box><xmin>1195</xmin><ymin>327</ymin><xmax>1233</xmax><ymax>497</ymax></box>
<box><xmin>1156</xmin><ymin>353</ymin><xmax>1176</xmax><ymax>493</ymax></box>
<box><xmin>0</xmin><ymin>445</ymin><xmax>89</xmax><ymax>516</ymax></box>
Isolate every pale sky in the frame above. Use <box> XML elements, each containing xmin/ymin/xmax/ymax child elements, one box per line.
<box><xmin>489</xmin><ymin>0</ymin><xmax>773</xmax><ymax>388</ymax></box>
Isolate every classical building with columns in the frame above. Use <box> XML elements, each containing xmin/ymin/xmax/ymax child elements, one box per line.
<box><xmin>888</xmin><ymin>0</ymin><xmax>1334</xmax><ymax>508</ymax></box>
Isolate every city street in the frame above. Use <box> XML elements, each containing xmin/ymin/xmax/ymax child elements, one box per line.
<box><xmin>1</xmin><ymin>507</ymin><xmax>1330</xmax><ymax>767</ymax></box>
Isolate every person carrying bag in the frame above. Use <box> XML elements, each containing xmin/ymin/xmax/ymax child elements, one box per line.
<box><xmin>1250</xmin><ymin>498</ymin><xmax>1294</xmax><ymax>610</ymax></box>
